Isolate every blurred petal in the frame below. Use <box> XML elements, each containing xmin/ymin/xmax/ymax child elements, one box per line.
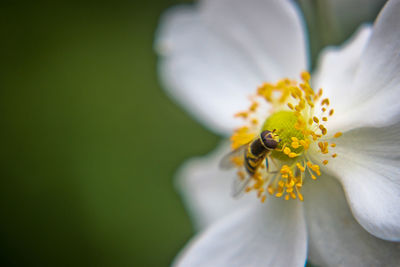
<box><xmin>327</xmin><ymin>0</ymin><xmax>400</xmax><ymax>132</ymax></box>
<box><xmin>304</xmin><ymin>174</ymin><xmax>400</xmax><ymax>267</ymax></box>
<box><xmin>173</xmin><ymin>198</ymin><xmax>307</xmax><ymax>267</ymax></box>
<box><xmin>313</xmin><ymin>25</ymin><xmax>371</xmax><ymax>113</ymax></box>
<box><xmin>156</xmin><ymin>0</ymin><xmax>307</xmax><ymax>135</ymax></box>
<box><xmin>176</xmin><ymin>142</ymin><xmax>255</xmax><ymax>230</ymax></box>
<box><xmin>323</xmin><ymin>123</ymin><xmax>400</xmax><ymax>241</ymax></box>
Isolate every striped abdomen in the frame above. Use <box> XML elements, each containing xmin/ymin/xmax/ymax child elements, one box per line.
<box><xmin>244</xmin><ymin>131</ymin><xmax>278</xmax><ymax>176</ymax></box>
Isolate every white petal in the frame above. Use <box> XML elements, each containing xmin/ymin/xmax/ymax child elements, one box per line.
<box><xmin>200</xmin><ymin>0</ymin><xmax>308</xmax><ymax>80</ymax></box>
<box><xmin>323</xmin><ymin>122</ymin><xmax>400</xmax><ymax>241</ymax></box>
<box><xmin>176</xmin><ymin>142</ymin><xmax>256</xmax><ymax>230</ymax></box>
<box><xmin>326</xmin><ymin>0</ymin><xmax>400</xmax><ymax>133</ymax></box>
<box><xmin>173</xmin><ymin>198</ymin><xmax>307</xmax><ymax>267</ymax></box>
<box><xmin>313</xmin><ymin>25</ymin><xmax>372</xmax><ymax>113</ymax></box>
<box><xmin>304</xmin><ymin>173</ymin><xmax>400</xmax><ymax>267</ymax></box>
<box><xmin>156</xmin><ymin>0</ymin><xmax>307</xmax><ymax>135</ymax></box>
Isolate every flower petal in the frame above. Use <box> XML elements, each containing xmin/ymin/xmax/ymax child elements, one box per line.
<box><xmin>304</xmin><ymin>173</ymin><xmax>400</xmax><ymax>267</ymax></box>
<box><xmin>323</xmin><ymin>122</ymin><xmax>400</xmax><ymax>241</ymax></box>
<box><xmin>156</xmin><ymin>0</ymin><xmax>307</xmax><ymax>135</ymax></box>
<box><xmin>176</xmin><ymin>142</ymin><xmax>255</xmax><ymax>230</ymax></box>
<box><xmin>313</xmin><ymin>24</ymin><xmax>372</xmax><ymax>113</ymax></box>
<box><xmin>173</xmin><ymin>198</ymin><xmax>307</xmax><ymax>267</ymax></box>
<box><xmin>326</xmin><ymin>0</ymin><xmax>400</xmax><ymax>133</ymax></box>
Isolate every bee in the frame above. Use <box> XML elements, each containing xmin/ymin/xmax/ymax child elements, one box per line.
<box><xmin>220</xmin><ymin>130</ymin><xmax>280</xmax><ymax>196</ymax></box>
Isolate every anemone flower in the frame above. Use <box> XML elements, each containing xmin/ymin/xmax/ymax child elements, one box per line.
<box><xmin>156</xmin><ymin>0</ymin><xmax>400</xmax><ymax>266</ymax></box>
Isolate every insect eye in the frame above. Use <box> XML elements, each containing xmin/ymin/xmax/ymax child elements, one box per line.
<box><xmin>263</xmin><ymin>136</ymin><xmax>278</xmax><ymax>149</ymax></box>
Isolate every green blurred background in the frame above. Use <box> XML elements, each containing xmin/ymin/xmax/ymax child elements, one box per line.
<box><xmin>0</xmin><ymin>0</ymin><xmax>384</xmax><ymax>266</ymax></box>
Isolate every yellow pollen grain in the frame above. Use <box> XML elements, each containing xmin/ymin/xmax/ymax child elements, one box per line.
<box><xmin>331</xmin><ymin>143</ymin><xmax>336</xmax><ymax>147</ymax></box>
<box><xmin>313</xmin><ymin>116</ymin><xmax>319</xmax><ymax>124</ymax></box>
<box><xmin>334</xmin><ymin>132</ymin><xmax>342</xmax><ymax>138</ymax></box>
<box><xmin>319</xmin><ymin>125</ymin><xmax>327</xmax><ymax>135</ymax></box>
<box><xmin>323</xmin><ymin>160</ymin><xmax>328</xmax><ymax>165</ymax></box>
<box><xmin>287</xmin><ymin>103</ymin><xmax>294</xmax><ymax>110</ymax></box>
<box><xmin>261</xmin><ymin>195</ymin><xmax>266</xmax><ymax>203</ymax></box>
<box><xmin>291</xmin><ymin>137</ymin><xmax>299</xmax><ymax>142</ymax></box>
<box><xmin>308</xmin><ymin>118</ymin><xmax>313</xmax><ymax>125</ymax></box>
<box><xmin>253</xmin><ymin>182</ymin><xmax>262</xmax><ymax>189</ymax></box>
<box><xmin>329</xmin><ymin>109</ymin><xmax>334</xmax><ymax>116</ymax></box>
<box><xmin>301</xmin><ymin>71</ymin><xmax>311</xmax><ymax>82</ymax></box>
<box><xmin>249</xmin><ymin>102</ymin><xmax>259</xmax><ymax>112</ymax></box>
<box><xmin>291</xmin><ymin>141</ymin><xmax>300</xmax><ymax>149</ymax></box>
<box><xmin>312</xmin><ymin>164</ymin><xmax>321</xmax><ymax>175</ymax></box>
<box><xmin>237</xmin><ymin>170</ymin><xmax>245</xmax><ymax>180</ymax></box>
<box><xmin>322</xmin><ymin>107</ymin><xmax>327</xmax><ymax>112</ymax></box>
<box><xmin>234</xmin><ymin>111</ymin><xmax>248</xmax><ymax>118</ymax></box>
<box><xmin>251</xmin><ymin>118</ymin><xmax>259</xmax><ymax>125</ymax></box>
<box><xmin>231</xmin><ymin>127</ymin><xmax>255</xmax><ymax>149</ymax></box>
<box><xmin>311</xmin><ymin>174</ymin><xmax>317</xmax><ymax>180</ymax></box>
<box><xmin>322</xmin><ymin>117</ymin><xmax>328</xmax><ymax>122</ymax></box>
<box><xmin>296</xmin><ymin>163</ymin><xmax>305</xmax><ymax>172</ymax></box>
<box><xmin>321</xmin><ymin>98</ymin><xmax>330</xmax><ymax>106</ymax></box>
<box><xmin>299</xmin><ymin>139</ymin><xmax>309</xmax><ymax>149</ymax></box>
<box><xmin>332</xmin><ymin>153</ymin><xmax>337</xmax><ymax>158</ymax></box>
<box><xmin>318</xmin><ymin>141</ymin><xmax>329</xmax><ymax>154</ymax></box>
<box><xmin>267</xmin><ymin>186</ymin><xmax>274</xmax><ymax>195</ymax></box>
<box><xmin>283</xmin><ymin>147</ymin><xmax>291</xmax><ymax>155</ymax></box>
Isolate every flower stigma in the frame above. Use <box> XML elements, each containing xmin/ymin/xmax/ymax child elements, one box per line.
<box><xmin>230</xmin><ymin>72</ymin><xmax>342</xmax><ymax>202</ymax></box>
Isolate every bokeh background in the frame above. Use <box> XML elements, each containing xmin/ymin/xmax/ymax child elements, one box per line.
<box><xmin>0</xmin><ymin>0</ymin><xmax>385</xmax><ymax>266</ymax></box>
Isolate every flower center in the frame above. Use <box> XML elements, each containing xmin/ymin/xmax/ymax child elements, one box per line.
<box><xmin>229</xmin><ymin>72</ymin><xmax>342</xmax><ymax>202</ymax></box>
<box><xmin>262</xmin><ymin>111</ymin><xmax>304</xmax><ymax>161</ymax></box>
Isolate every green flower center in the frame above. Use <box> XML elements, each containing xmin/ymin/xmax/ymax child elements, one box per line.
<box><xmin>262</xmin><ymin>111</ymin><xmax>304</xmax><ymax>161</ymax></box>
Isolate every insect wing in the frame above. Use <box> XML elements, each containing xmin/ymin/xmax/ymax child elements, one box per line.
<box><xmin>219</xmin><ymin>144</ymin><xmax>248</xmax><ymax>170</ymax></box>
<box><xmin>231</xmin><ymin>174</ymin><xmax>252</xmax><ymax>198</ymax></box>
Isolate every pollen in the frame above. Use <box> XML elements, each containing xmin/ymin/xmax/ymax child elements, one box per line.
<box><xmin>230</xmin><ymin>126</ymin><xmax>255</xmax><ymax>149</ymax></box>
<box><xmin>228</xmin><ymin>71</ymin><xmax>340</xmax><ymax>202</ymax></box>
<box><xmin>334</xmin><ymin>132</ymin><xmax>343</xmax><ymax>138</ymax></box>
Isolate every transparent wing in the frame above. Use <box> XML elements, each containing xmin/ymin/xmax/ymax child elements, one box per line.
<box><xmin>219</xmin><ymin>144</ymin><xmax>248</xmax><ymax>170</ymax></box>
<box><xmin>231</xmin><ymin>174</ymin><xmax>252</xmax><ymax>198</ymax></box>
<box><xmin>220</xmin><ymin>143</ymin><xmax>253</xmax><ymax>198</ymax></box>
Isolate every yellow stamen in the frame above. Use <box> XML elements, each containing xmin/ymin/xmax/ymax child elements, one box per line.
<box><xmin>334</xmin><ymin>132</ymin><xmax>342</xmax><ymax>138</ymax></box>
<box><xmin>228</xmin><ymin>72</ymin><xmax>341</xmax><ymax>202</ymax></box>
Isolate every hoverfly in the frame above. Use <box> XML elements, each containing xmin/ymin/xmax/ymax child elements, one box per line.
<box><xmin>220</xmin><ymin>130</ymin><xmax>280</xmax><ymax>196</ymax></box>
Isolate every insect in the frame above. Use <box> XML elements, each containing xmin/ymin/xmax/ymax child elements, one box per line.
<box><xmin>220</xmin><ymin>130</ymin><xmax>280</xmax><ymax>196</ymax></box>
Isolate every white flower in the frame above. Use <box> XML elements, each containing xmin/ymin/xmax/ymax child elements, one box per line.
<box><xmin>156</xmin><ymin>0</ymin><xmax>400</xmax><ymax>266</ymax></box>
